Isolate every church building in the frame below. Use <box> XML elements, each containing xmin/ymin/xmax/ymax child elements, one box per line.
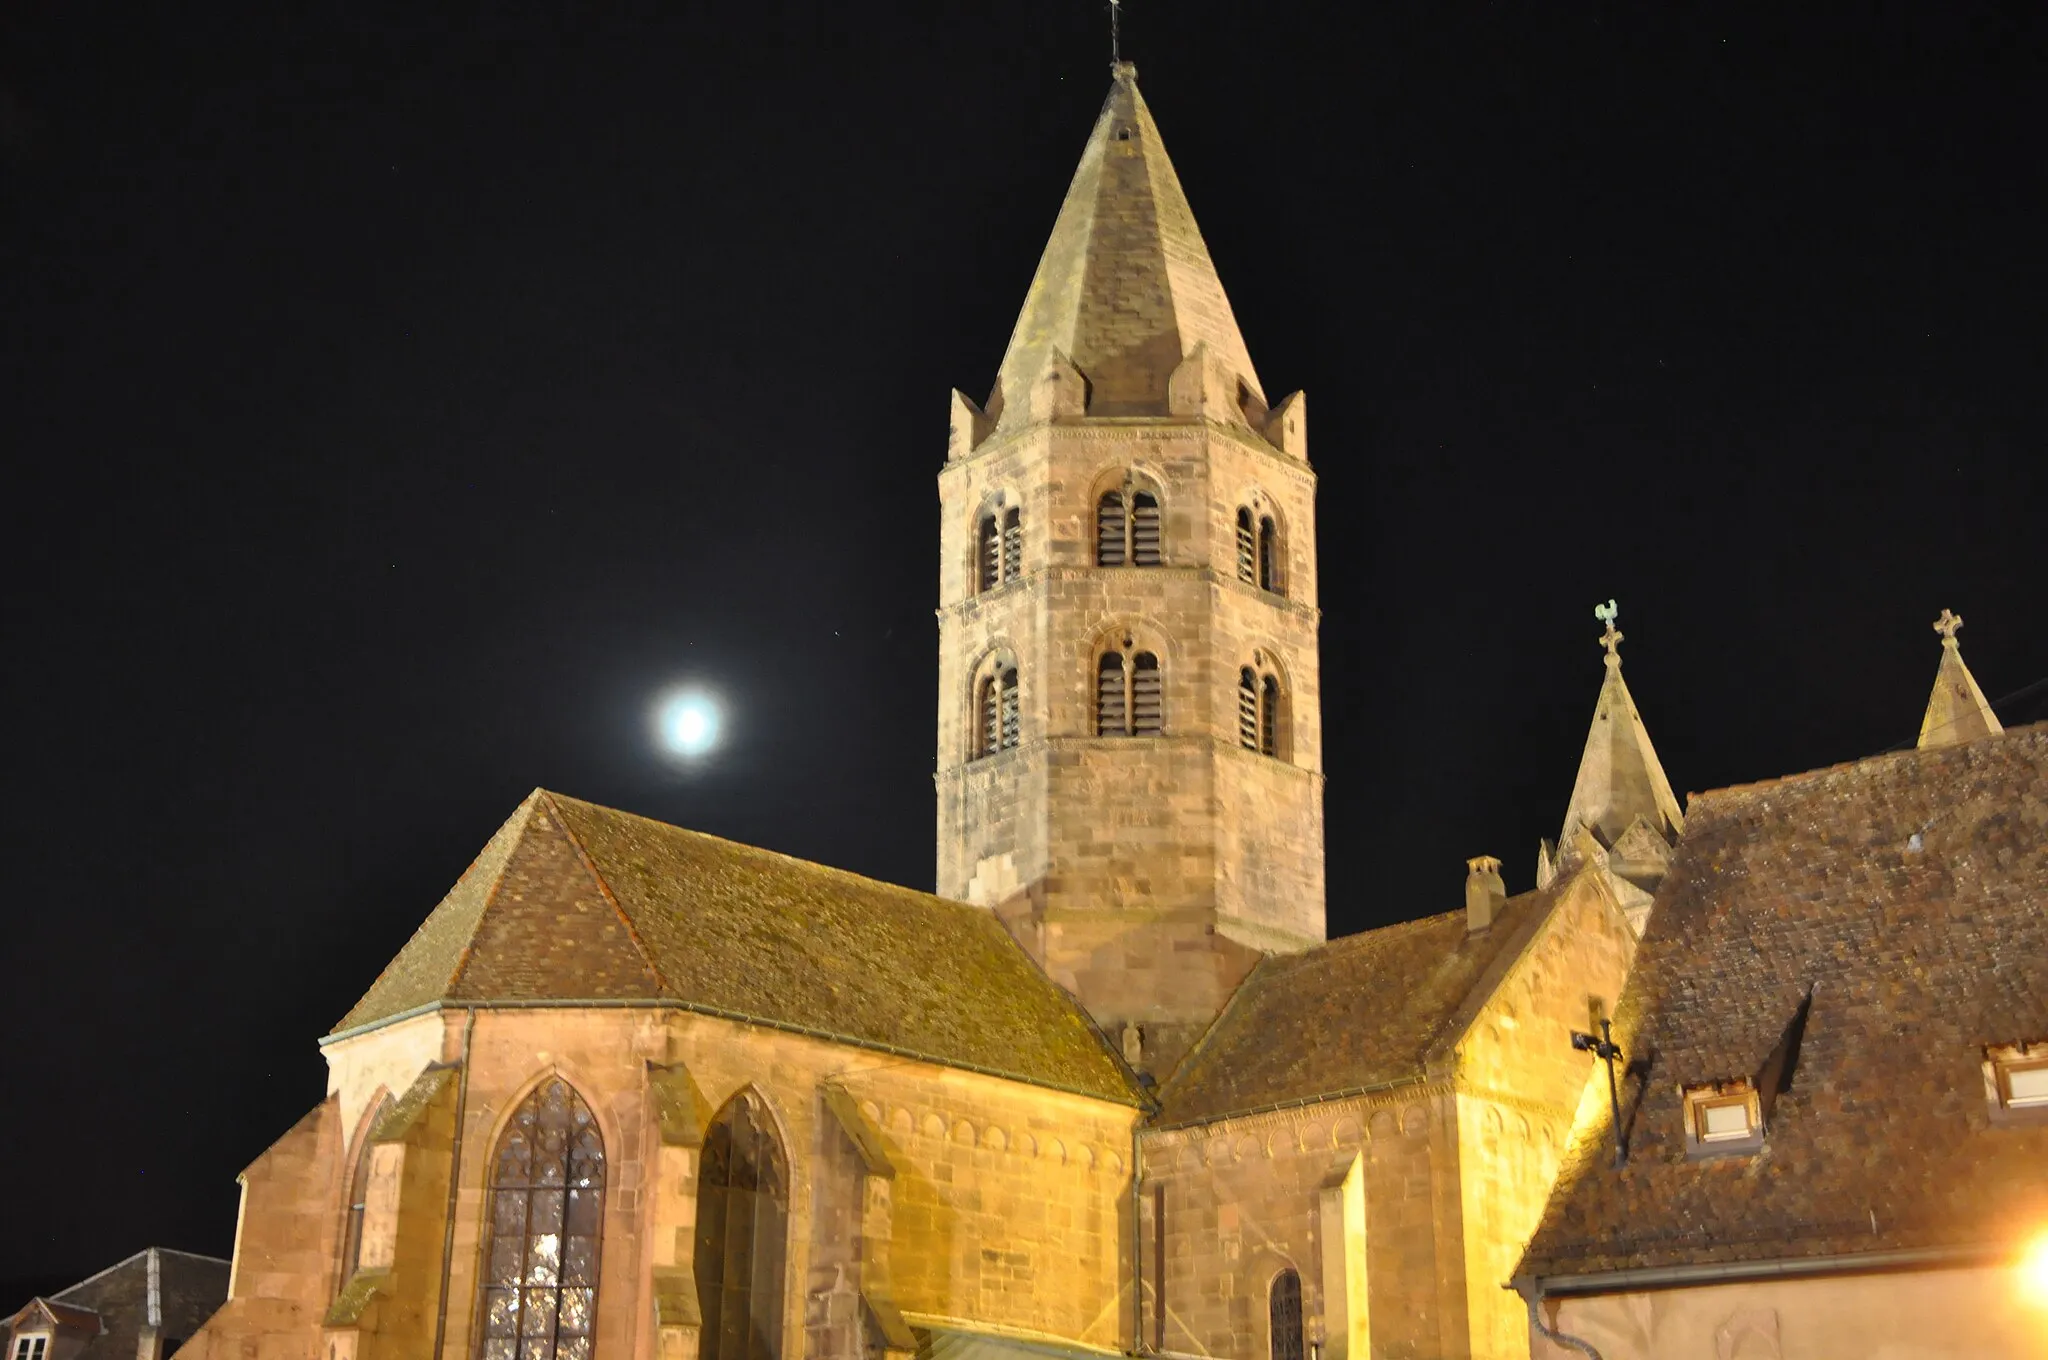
<box><xmin>164</xmin><ymin>65</ymin><xmax>2039</xmax><ymax>1360</ymax></box>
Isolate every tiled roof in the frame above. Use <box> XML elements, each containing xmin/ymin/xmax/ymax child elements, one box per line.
<box><xmin>332</xmin><ymin>791</ymin><xmax>1136</xmax><ymax>1104</ymax></box>
<box><xmin>1154</xmin><ymin>882</ymin><xmax>1566</xmax><ymax>1125</ymax></box>
<box><xmin>990</xmin><ymin>64</ymin><xmax>1263</xmax><ymax>427</ymax></box>
<box><xmin>1519</xmin><ymin>724</ymin><xmax>2048</xmax><ymax>1283</ymax></box>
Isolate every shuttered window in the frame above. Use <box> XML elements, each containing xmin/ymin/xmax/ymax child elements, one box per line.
<box><xmin>1096</xmin><ymin>492</ymin><xmax>1127</xmax><ymax>566</ymax></box>
<box><xmin>1131</xmin><ymin>653</ymin><xmax>1162</xmax><ymax>735</ymax></box>
<box><xmin>1131</xmin><ymin>492</ymin><xmax>1162</xmax><ymax>565</ymax></box>
<box><xmin>1236</xmin><ymin>508</ymin><xmax>1257</xmax><ymax>584</ymax></box>
<box><xmin>1241</xmin><ymin>666</ymin><xmax>1286</xmax><ymax>758</ymax></box>
<box><xmin>976</xmin><ymin>513</ymin><xmax>1000</xmax><ymax>592</ymax></box>
<box><xmin>1001</xmin><ymin>508</ymin><xmax>1022</xmax><ymax>582</ymax></box>
<box><xmin>1097</xmin><ymin>653</ymin><xmax>1128</xmax><ymax>735</ymax></box>
<box><xmin>1261</xmin><ymin>675</ymin><xmax>1281</xmax><ymax>757</ymax></box>
<box><xmin>1239</xmin><ymin>668</ymin><xmax>1260</xmax><ymax>750</ymax></box>
<box><xmin>975</xmin><ymin>665</ymin><xmax>1020</xmax><ymax>758</ymax></box>
<box><xmin>1258</xmin><ymin>515</ymin><xmax>1280</xmax><ymax>594</ymax></box>
<box><xmin>1269</xmin><ymin>1269</ymin><xmax>1304</xmax><ymax>1360</ymax></box>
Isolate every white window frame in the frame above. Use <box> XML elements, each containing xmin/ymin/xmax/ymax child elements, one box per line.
<box><xmin>1682</xmin><ymin>1081</ymin><xmax>1763</xmax><ymax>1158</ymax></box>
<box><xmin>1984</xmin><ymin>1041</ymin><xmax>2048</xmax><ymax>1124</ymax></box>
<box><xmin>14</xmin><ymin>1333</ymin><xmax>51</xmax><ymax>1360</ymax></box>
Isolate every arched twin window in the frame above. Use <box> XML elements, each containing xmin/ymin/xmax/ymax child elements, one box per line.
<box><xmin>1235</xmin><ymin>506</ymin><xmax>1283</xmax><ymax>595</ymax></box>
<box><xmin>1269</xmin><ymin>1268</ymin><xmax>1304</xmax><ymax>1360</ymax></box>
<box><xmin>477</xmin><ymin>1078</ymin><xmax>606</xmax><ymax>1360</ymax></box>
<box><xmin>976</xmin><ymin>505</ymin><xmax>1022</xmax><ymax>592</ymax></box>
<box><xmin>1097</xmin><ymin>480</ymin><xmax>1163</xmax><ymax>567</ymax></box>
<box><xmin>1098</xmin><ymin>646</ymin><xmax>1163</xmax><ymax>736</ymax></box>
<box><xmin>1239</xmin><ymin>664</ymin><xmax>1286</xmax><ymax>759</ymax></box>
<box><xmin>975</xmin><ymin>662</ymin><xmax>1020</xmax><ymax>759</ymax></box>
<box><xmin>695</xmin><ymin>1091</ymin><xmax>790</xmax><ymax>1360</ymax></box>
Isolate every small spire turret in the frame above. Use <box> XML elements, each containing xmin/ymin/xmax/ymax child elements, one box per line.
<box><xmin>1917</xmin><ymin>609</ymin><xmax>2003</xmax><ymax>748</ymax></box>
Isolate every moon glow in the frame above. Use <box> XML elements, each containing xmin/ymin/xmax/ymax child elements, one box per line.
<box><xmin>655</xmin><ymin>689</ymin><xmax>722</xmax><ymax>759</ymax></box>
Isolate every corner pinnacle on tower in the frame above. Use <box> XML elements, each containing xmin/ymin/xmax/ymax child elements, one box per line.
<box><xmin>1917</xmin><ymin>609</ymin><xmax>2003</xmax><ymax>748</ymax></box>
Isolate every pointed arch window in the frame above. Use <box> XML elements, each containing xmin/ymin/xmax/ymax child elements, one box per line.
<box><xmin>696</xmin><ymin>1091</ymin><xmax>790</xmax><ymax>1360</ymax></box>
<box><xmin>1096</xmin><ymin>479</ymin><xmax>1163</xmax><ymax>567</ymax></box>
<box><xmin>1239</xmin><ymin>661</ymin><xmax>1287</xmax><ymax>759</ymax></box>
<box><xmin>1235</xmin><ymin>504</ymin><xmax>1284</xmax><ymax>595</ymax></box>
<box><xmin>975</xmin><ymin>662</ymin><xmax>1020</xmax><ymax>759</ymax></box>
<box><xmin>339</xmin><ymin>1095</ymin><xmax>392</xmax><ymax>1290</ymax></box>
<box><xmin>1098</xmin><ymin>645</ymin><xmax>1163</xmax><ymax>737</ymax></box>
<box><xmin>477</xmin><ymin>1078</ymin><xmax>605</xmax><ymax>1360</ymax></box>
<box><xmin>976</xmin><ymin>505</ymin><xmax>1024</xmax><ymax>593</ymax></box>
<box><xmin>1268</xmin><ymin>1268</ymin><xmax>1304</xmax><ymax>1360</ymax></box>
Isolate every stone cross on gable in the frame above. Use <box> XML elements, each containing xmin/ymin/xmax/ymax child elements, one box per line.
<box><xmin>1933</xmin><ymin>608</ymin><xmax>1964</xmax><ymax>647</ymax></box>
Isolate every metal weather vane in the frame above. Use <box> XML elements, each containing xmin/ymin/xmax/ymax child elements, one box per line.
<box><xmin>1594</xmin><ymin>598</ymin><xmax>1623</xmax><ymax>660</ymax></box>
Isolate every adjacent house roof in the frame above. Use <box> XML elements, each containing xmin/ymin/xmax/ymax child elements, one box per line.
<box><xmin>989</xmin><ymin>63</ymin><xmax>1262</xmax><ymax>427</ymax></box>
<box><xmin>3</xmin><ymin>1248</ymin><xmax>230</xmax><ymax>1357</ymax></box>
<box><xmin>1518</xmin><ymin>723</ymin><xmax>2047</xmax><ymax>1286</ymax></box>
<box><xmin>1154</xmin><ymin>878</ymin><xmax>1580</xmax><ymax>1125</ymax></box>
<box><xmin>331</xmin><ymin>790</ymin><xmax>1137</xmax><ymax>1104</ymax></box>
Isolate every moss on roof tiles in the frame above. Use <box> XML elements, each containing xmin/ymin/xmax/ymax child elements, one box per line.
<box><xmin>333</xmin><ymin>790</ymin><xmax>1136</xmax><ymax>1104</ymax></box>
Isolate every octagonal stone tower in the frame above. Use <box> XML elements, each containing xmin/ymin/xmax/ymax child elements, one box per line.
<box><xmin>937</xmin><ymin>64</ymin><xmax>1324</xmax><ymax>1076</ymax></box>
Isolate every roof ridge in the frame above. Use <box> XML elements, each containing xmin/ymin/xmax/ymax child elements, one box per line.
<box><xmin>540</xmin><ymin>790</ymin><xmax>672</xmax><ymax>994</ymax></box>
<box><xmin>1691</xmin><ymin>723</ymin><xmax>2043</xmax><ymax>807</ymax></box>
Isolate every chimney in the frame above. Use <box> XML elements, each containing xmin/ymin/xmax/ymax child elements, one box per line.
<box><xmin>1466</xmin><ymin>856</ymin><xmax>1506</xmax><ymax>934</ymax></box>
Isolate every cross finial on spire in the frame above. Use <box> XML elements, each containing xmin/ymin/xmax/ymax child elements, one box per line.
<box><xmin>1933</xmin><ymin>608</ymin><xmax>1964</xmax><ymax>648</ymax></box>
<box><xmin>1594</xmin><ymin>599</ymin><xmax>1623</xmax><ymax>666</ymax></box>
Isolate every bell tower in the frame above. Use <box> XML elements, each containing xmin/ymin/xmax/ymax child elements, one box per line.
<box><xmin>936</xmin><ymin>64</ymin><xmax>1324</xmax><ymax>1075</ymax></box>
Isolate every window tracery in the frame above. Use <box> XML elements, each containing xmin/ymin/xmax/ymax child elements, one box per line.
<box><xmin>476</xmin><ymin>1078</ymin><xmax>605</xmax><ymax>1360</ymax></box>
<box><xmin>976</xmin><ymin>503</ymin><xmax>1023</xmax><ymax>592</ymax></box>
<box><xmin>695</xmin><ymin>1091</ymin><xmax>790</xmax><ymax>1360</ymax></box>
<box><xmin>1239</xmin><ymin>659</ymin><xmax>1287</xmax><ymax>758</ymax></box>
<box><xmin>975</xmin><ymin>660</ymin><xmax>1021</xmax><ymax>759</ymax></box>
<box><xmin>1098</xmin><ymin>641</ymin><xmax>1163</xmax><ymax>736</ymax></box>
<box><xmin>1096</xmin><ymin>477</ymin><xmax>1163</xmax><ymax>567</ymax></box>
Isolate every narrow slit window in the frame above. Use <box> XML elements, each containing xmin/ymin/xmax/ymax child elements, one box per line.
<box><xmin>1097</xmin><ymin>653</ymin><xmax>1128</xmax><ymax>736</ymax></box>
<box><xmin>339</xmin><ymin>1096</ymin><xmax>391</xmax><ymax>1289</ymax></box>
<box><xmin>1236</xmin><ymin>508</ymin><xmax>1257</xmax><ymax>584</ymax></box>
<box><xmin>1239</xmin><ymin>668</ymin><xmax>1260</xmax><ymax>750</ymax></box>
<box><xmin>1000</xmin><ymin>508</ymin><xmax>1022</xmax><ymax>582</ymax></box>
<box><xmin>977</xmin><ymin>675</ymin><xmax>1000</xmax><ymax>758</ymax></box>
<box><xmin>998</xmin><ymin>666</ymin><xmax>1020</xmax><ymax>750</ymax></box>
<box><xmin>1261</xmin><ymin>675</ymin><xmax>1280</xmax><ymax>756</ymax></box>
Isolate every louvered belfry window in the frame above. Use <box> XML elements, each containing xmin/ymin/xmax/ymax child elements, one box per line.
<box><xmin>1241</xmin><ymin>665</ymin><xmax>1286</xmax><ymax>758</ymax></box>
<box><xmin>1239</xmin><ymin>668</ymin><xmax>1260</xmax><ymax>750</ymax></box>
<box><xmin>1261</xmin><ymin>675</ymin><xmax>1281</xmax><ymax>757</ymax></box>
<box><xmin>1236</xmin><ymin>508</ymin><xmax>1257</xmax><ymax>584</ymax></box>
<box><xmin>1258</xmin><ymin>516</ymin><xmax>1280</xmax><ymax>594</ymax></box>
<box><xmin>976</xmin><ymin>513</ymin><xmax>1000</xmax><ymax>592</ymax></box>
<box><xmin>1097</xmin><ymin>479</ymin><xmax>1163</xmax><ymax>567</ymax></box>
<box><xmin>695</xmin><ymin>1092</ymin><xmax>789</xmax><ymax>1360</ymax></box>
<box><xmin>976</xmin><ymin>665</ymin><xmax>1019</xmax><ymax>758</ymax></box>
<box><xmin>1099</xmin><ymin>648</ymin><xmax>1162</xmax><ymax>736</ymax></box>
<box><xmin>1269</xmin><ymin>1269</ymin><xmax>1304</xmax><ymax>1360</ymax></box>
<box><xmin>1000</xmin><ymin>508</ymin><xmax>1022</xmax><ymax>582</ymax></box>
<box><xmin>477</xmin><ymin>1079</ymin><xmax>605</xmax><ymax>1360</ymax></box>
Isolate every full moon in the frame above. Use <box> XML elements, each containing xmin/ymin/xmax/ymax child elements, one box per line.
<box><xmin>654</xmin><ymin>689</ymin><xmax>722</xmax><ymax>759</ymax></box>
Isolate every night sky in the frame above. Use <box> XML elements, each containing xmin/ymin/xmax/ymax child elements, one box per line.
<box><xmin>4</xmin><ymin>0</ymin><xmax>2043</xmax><ymax>1295</ymax></box>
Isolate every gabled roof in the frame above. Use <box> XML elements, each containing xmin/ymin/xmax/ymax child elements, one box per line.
<box><xmin>331</xmin><ymin>791</ymin><xmax>1136</xmax><ymax>1104</ymax></box>
<box><xmin>3</xmin><ymin>1298</ymin><xmax>100</xmax><ymax>1334</ymax></box>
<box><xmin>1154</xmin><ymin>879</ymin><xmax>1582</xmax><ymax>1126</ymax></box>
<box><xmin>989</xmin><ymin>63</ymin><xmax>1262</xmax><ymax>427</ymax></box>
<box><xmin>1519</xmin><ymin>724</ymin><xmax>2048</xmax><ymax>1285</ymax></box>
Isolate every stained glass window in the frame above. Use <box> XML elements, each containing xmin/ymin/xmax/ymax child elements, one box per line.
<box><xmin>696</xmin><ymin>1092</ymin><xmax>789</xmax><ymax>1360</ymax></box>
<box><xmin>476</xmin><ymin>1078</ymin><xmax>605</xmax><ymax>1360</ymax></box>
<box><xmin>1269</xmin><ymin>1268</ymin><xmax>1304</xmax><ymax>1360</ymax></box>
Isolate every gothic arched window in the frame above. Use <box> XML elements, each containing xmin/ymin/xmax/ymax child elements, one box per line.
<box><xmin>338</xmin><ymin>1095</ymin><xmax>391</xmax><ymax>1290</ymax></box>
<box><xmin>477</xmin><ymin>1078</ymin><xmax>605</xmax><ymax>1360</ymax></box>
<box><xmin>696</xmin><ymin>1091</ymin><xmax>790</xmax><ymax>1360</ymax></box>
<box><xmin>1268</xmin><ymin>1269</ymin><xmax>1304</xmax><ymax>1360</ymax></box>
<box><xmin>1239</xmin><ymin>662</ymin><xmax>1287</xmax><ymax>759</ymax></box>
<box><xmin>1098</xmin><ymin>646</ymin><xmax>1162</xmax><ymax>737</ymax></box>
<box><xmin>1235</xmin><ymin>505</ymin><xmax>1284</xmax><ymax>595</ymax></box>
<box><xmin>975</xmin><ymin>663</ymin><xmax>1020</xmax><ymax>759</ymax></box>
<box><xmin>976</xmin><ymin>505</ymin><xmax>1023</xmax><ymax>592</ymax></box>
<box><xmin>1096</xmin><ymin>480</ymin><xmax>1163</xmax><ymax>567</ymax></box>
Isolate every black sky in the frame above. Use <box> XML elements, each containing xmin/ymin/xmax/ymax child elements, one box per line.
<box><xmin>3</xmin><ymin>0</ymin><xmax>2043</xmax><ymax>1291</ymax></box>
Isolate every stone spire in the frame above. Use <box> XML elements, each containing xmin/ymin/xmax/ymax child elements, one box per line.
<box><xmin>1539</xmin><ymin>603</ymin><xmax>1683</xmax><ymax>931</ymax></box>
<box><xmin>1917</xmin><ymin>609</ymin><xmax>2003</xmax><ymax>748</ymax></box>
<box><xmin>986</xmin><ymin>63</ymin><xmax>1264</xmax><ymax>431</ymax></box>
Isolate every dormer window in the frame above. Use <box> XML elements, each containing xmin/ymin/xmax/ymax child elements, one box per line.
<box><xmin>1985</xmin><ymin>1041</ymin><xmax>2048</xmax><ymax>1123</ymax></box>
<box><xmin>1682</xmin><ymin>1080</ymin><xmax>1763</xmax><ymax>1157</ymax></box>
<box><xmin>14</xmin><ymin>1336</ymin><xmax>49</xmax><ymax>1360</ymax></box>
